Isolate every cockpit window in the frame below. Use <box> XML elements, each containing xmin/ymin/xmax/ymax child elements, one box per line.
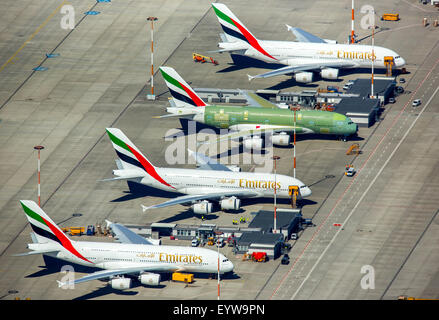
<box><xmin>300</xmin><ymin>185</ymin><xmax>307</xmax><ymax>189</ymax></box>
<box><xmin>395</xmin><ymin>56</ymin><xmax>400</xmax><ymax>59</ymax></box>
<box><xmin>348</xmin><ymin>121</ymin><xmax>353</xmax><ymax>125</ymax></box>
<box><xmin>222</xmin><ymin>259</ymin><xmax>229</xmax><ymax>262</ymax></box>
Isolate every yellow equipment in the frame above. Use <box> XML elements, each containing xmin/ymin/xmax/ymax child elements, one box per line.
<box><xmin>381</xmin><ymin>13</ymin><xmax>399</xmax><ymax>21</ymax></box>
<box><xmin>398</xmin><ymin>295</ymin><xmax>439</xmax><ymax>300</ymax></box>
<box><xmin>193</xmin><ymin>53</ymin><xmax>218</xmax><ymax>65</ymax></box>
<box><xmin>68</xmin><ymin>227</ymin><xmax>85</xmax><ymax>236</ymax></box>
<box><xmin>172</xmin><ymin>272</ymin><xmax>194</xmax><ymax>283</ymax></box>
<box><xmin>207</xmin><ymin>237</ymin><xmax>215</xmax><ymax>246</ymax></box>
<box><xmin>346</xmin><ymin>143</ymin><xmax>360</xmax><ymax>155</ymax></box>
<box><xmin>384</xmin><ymin>56</ymin><xmax>395</xmax><ymax>76</ymax></box>
<box><xmin>289</xmin><ymin>185</ymin><xmax>299</xmax><ymax>208</ymax></box>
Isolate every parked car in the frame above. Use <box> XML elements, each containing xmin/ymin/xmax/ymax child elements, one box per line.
<box><xmin>345</xmin><ymin>165</ymin><xmax>356</xmax><ymax>177</ymax></box>
<box><xmin>327</xmin><ymin>85</ymin><xmax>340</xmax><ymax>93</ymax></box>
<box><xmin>191</xmin><ymin>238</ymin><xmax>199</xmax><ymax>247</ymax></box>
<box><xmin>412</xmin><ymin>99</ymin><xmax>422</xmax><ymax>107</ymax></box>
<box><xmin>281</xmin><ymin>254</ymin><xmax>290</xmax><ymax>265</ymax></box>
<box><xmin>395</xmin><ymin>86</ymin><xmax>404</xmax><ymax>94</ymax></box>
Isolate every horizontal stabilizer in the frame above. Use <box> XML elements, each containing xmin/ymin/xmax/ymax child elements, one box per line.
<box><xmin>13</xmin><ymin>249</ymin><xmax>59</xmax><ymax>257</ymax></box>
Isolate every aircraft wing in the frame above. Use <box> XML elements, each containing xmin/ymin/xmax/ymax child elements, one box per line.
<box><xmin>198</xmin><ymin>126</ymin><xmax>302</xmax><ymax>146</ymax></box>
<box><xmin>141</xmin><ymin>190</ymin><xmax>259</xmax><ymax>212</ymax></box>
<box><xmin>187</xmin><ymin>149</ymin><xmax>232</xmax><ymax>172</ymax></box>
<box><xmin>286</xmin><ymin>25</ymin><xmax>326</xmax><ymax>43</ymax></box>
<box><xmin>57</xmin><ymin>264</ymin><xmax>176</xmax><ymax>288</ymax></box>
<box><xmin>248</xmin><ymin>61</ymin><xmax>355</xmax><ymax>80</ymax></box>
<box><xmin>106</xmin><ymin>221</ymin><xmax>160</xmax><ymax>245</ymax></box>
<box><xmin>238</xmin><ymin>89</ymin><xmax>278</xmax><ymax>109</ymax></box>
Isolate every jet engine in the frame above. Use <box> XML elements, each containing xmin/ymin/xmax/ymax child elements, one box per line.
<box><xmin>271</xmin><ymin>132</ymin><xmax>290</xmax><ymax>146</ymax></box>
<box><xmin>220</xmin><ymin>197</ymin><xmax>241</xmax><ymax>210</ymax></box>
<box><xmin>192</xmin><ymin>200</ymin><xmax>213</xmax><ymax>214</ymax></box>
<box><xmin>109</xmin><ymin>277</ymin><xmax>132</xmax><ymax>290</ymax></box>
<box><xmin>320</xmin><ymin>68</ymin><xmax>339</xmax><ymax>80</ymax></box>
<box><xmin>139</xmin><ymin>273</ymin><xmax>161</xmax><ymax>286</ymax></box>
<box><xmin>243</xmin><ymin>137</ymin><xmax>263</xmax><ymax>150</ymax></box>
<box><xmin>294</xmin><ymin>72</ymin><xmax>314</xmax><ymax>83</ymax></box>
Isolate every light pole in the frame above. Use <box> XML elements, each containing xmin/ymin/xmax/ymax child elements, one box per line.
<box><xmin>272</xmin><ymin>155</ymin><xmax>280</xmax><ymax>233</ymax></box>
<box><xmin>147</xmin><ymin>16</ymin><xmax>158</xmax><ymax>100</ymax></box>
<box><xmin>370</xmin><ymin>10</ymin><xmax>375</xmax><ymax>98</ymax></box>
<box><xmin>217</xmin><ymin>237</ymin><xmax>221</xmax><ymax>300</ymax></box>
<box><xmin>291</xmin><ymin>107</ymin><xmax>300</xmax><ymax>179</ymax></box>
<box><xmin>351</xmin><ymin>0</ymin><xmax>355</xmax><ymax>44</ymax></box>
<box><xmin>34</xmin><ymin>145</ymin><xmax>44</xmax><ymax>207</ymax></box>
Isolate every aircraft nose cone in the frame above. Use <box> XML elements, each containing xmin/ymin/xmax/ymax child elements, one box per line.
<box><xmin>224</xmin><ymin>261</ymin><xmax>234</xmax><ymax>273</ymax></box>
<box><xmin>397</xmin><ymin>57</ymin><xmax>406</xmax><ymax>67</ymax></box>
<box><xmin>301</xmin><ymin>187</ymin><xmax>312</xmax><ymax>198</ymax></box>
<box><xmin>352</xmin><ymin>123</ymin><xmax>358</xmax><ymax>134</ymax></box>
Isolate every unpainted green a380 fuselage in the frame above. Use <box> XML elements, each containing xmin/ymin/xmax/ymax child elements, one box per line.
<box><xmin>196</xmin><ymin>105</ymin><xmax>358</xmax><ymax>136</ymax></box>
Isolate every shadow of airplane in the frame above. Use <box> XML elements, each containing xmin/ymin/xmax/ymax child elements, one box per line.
<box><xmin>217</xmin><ymin>54</ymin><xmax>284</xmax><ymax>73</ymax></box>
<box><xmin>111</xmin><ymin>181</ymin><xmax>182</xmax><ymax>203</ymax></box>
<box><xmin>25</xmin><ymin>255</ymin><xmax>100</xmax><ymax>278</ymax></box>
<box><xmin>73</xmin><ymin>286</ymin><xmax>139</xmax><ymax>300</ymax></box>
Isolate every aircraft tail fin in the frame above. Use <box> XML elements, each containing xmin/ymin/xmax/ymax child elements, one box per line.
<box><xmin>212</xmin><ymin>3</ymin><xmax>256</xmax><ymax>43</ymax></box>
<box><xmin>212</xmin><ymin>3</ymin><xmax>277</xmax><ymax>60</ymax></box>
<box><xmin>19</xmin><ymin>200</ymin><xmax>91</xmax><ymax>263</ymax></box>
<box><xmin>105</xmin><ymin>128</ymin><xmax>174</xmax><ymax>189</ymax></box>
<box><xmin>159</xmin><ymin>67</ymin><xmax>207</xmax><ymax>108</ymax></box>
<box><xmin>212</xmin><ymin>3</ymin><xmax>277</xmax><ymax>61</ymax></box>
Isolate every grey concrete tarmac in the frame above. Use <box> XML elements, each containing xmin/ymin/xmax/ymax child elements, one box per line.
<box><xmin>0</xmin><ymin>0</ymin><xmax>437</xmax><ymax>300</ymax></box>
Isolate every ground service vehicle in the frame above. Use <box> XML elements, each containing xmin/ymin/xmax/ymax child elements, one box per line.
<box><xmin>412</xmin><ymin>99</ymin><xmax>421</xmax><ymax>107</ymax></box>
<box><xmin>281</xmin><ymin>254</ymin><xmax>290</xmax><ymax>265</ymax></box>
<box><xmin>381</xmin><ymin>13</ymin><xmax>399</xmax><ymax>21</ymax></box>
<box><xmin>251</xmin><ymin>252</ymin><xmax>267</xmax><ymax>262</ymax></box>
<box><xmin>345</xmin><ymin>165</ymin><xmax>356</xmax><ymax>177</ymax></box>
<box><xmin>172</xmin><ymin>272</ymin><xmax>194</xmax><ymax>283</ymax></box>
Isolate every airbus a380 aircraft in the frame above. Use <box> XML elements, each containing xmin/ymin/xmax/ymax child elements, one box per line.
<box><xmin>159</xmin><ymin>66</ymin><xmax>358</xmax><ymax>146</ymax></box>
<box><xmin>212</xmin><ymin>3</ymin><xmax>406</xmax><ymax>82</ymax></box>
<box><xmin>104</xmin><ymin>128</ymin><xmax>311</xmax><ymax>214</ymax></box>
<box><xmin>16</xmin><ymin>200</ymin><xmax>233</xmax><ymax>290</ymax></box>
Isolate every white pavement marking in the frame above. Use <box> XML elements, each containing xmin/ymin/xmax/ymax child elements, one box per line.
<box><xmin>290</xmin><ymin>85</ymin><xmax>439</xmax><ymax>300</ymax></box>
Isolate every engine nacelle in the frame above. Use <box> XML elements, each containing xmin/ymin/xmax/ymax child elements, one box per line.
<box><xmin>220</xmin><ymin>197</ymin><xmax>241</xmax><ymax>210</ymax></box>
<box><xmin>192</xmin><ymin>201</ymin><xmax>213</xmax><ymax>214</ymax></box>
<box><xmin>139</xmin><ymin>273</ymin><xmax>161</xmax><ymax>286</ymax></box>
<box><xmin>243</xmin><ymin>137</ymin><xmax>263</xmax><ymax>150</ymax></box>
<box><xmin>271</xmin><ymin>133</ymin><xmax>291</xmax><ymax>146</ymax></box>
<box><xmin>294</xmin><ymin>72</ymin><xmax>314</xmax><ymax>83</ymax></box>
<box><xmin>110</xmin><ymin>277</ymin><xmax>132</xmax><ymax>290</ymax></box>
<box><xmin>320</xmin><ymin>68</ymin><xmax>339</xmax><ymax>80</ymax></box>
